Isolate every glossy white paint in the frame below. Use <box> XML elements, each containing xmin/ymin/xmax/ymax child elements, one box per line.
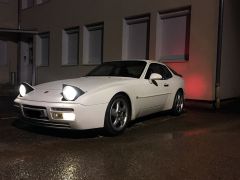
<box><xmin>14</xmin><ymin>60</ymin><xmax>184</xmax><ymax>130</ymax></box>
<box><xmin>149</xmin><ymin>73</ymin><xmax>163</xmax><ymax>82</ymax></box>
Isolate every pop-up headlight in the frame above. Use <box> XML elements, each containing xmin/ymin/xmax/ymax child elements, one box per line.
<box><xmin>19</xmin><ymin>83</ymin><xmax>34</xmax><ymax>97</ymax></box>
<box><xmin>62</xmin><ymin>84</ymin><xmax>84</xmax><ymax>101</ymax></box>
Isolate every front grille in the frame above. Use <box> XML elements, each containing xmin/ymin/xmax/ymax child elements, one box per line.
<box><xmin>22</xmin><ymin>105</ymin><xmax>48</xmax><ymax>120</ymax></box>
<box><xmin>21</xmin><ymin>104</ymin><xmax>71</xmax><ymax>129</ymax></box>
<box><xmin>22</xmin><ymin>118</ymin><xmax>71</xmax><ymax>129</ymax></box>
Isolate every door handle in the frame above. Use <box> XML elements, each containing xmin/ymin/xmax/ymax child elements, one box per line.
<box><xmin>164</xmin><ymin>83</ymin><xmax>169</xmax><ymax>87</ymax></box>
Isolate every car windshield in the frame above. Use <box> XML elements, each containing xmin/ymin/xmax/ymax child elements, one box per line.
<box><xmin>86</xmin><ymin>61</ymin><xmax>147</xmax><ymax>78</ymax></box>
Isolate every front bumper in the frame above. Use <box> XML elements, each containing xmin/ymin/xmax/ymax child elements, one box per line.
<box><xmin>14</xmin><ymin>98</ymin><xmax>108</xmax><ymax>130</ymax></box>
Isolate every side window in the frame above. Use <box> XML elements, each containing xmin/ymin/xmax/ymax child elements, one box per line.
<box><xmin>145</xmin><ymin>64</ymin><xmax>172</xmax><ymax>80</ymax></box>
<box><xmin>159</xmin><ymin>64</ymin><xmax>173</xmax><ymax>79</ymax></box>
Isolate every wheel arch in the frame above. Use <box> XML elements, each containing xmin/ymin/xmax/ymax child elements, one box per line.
<box><xmin>178</xmin><ymin>88</ymin><xmax>184</xmax><ymax>95</ymax></box>
<box><xmin>172</xmin><ymin>88</ymin><xmax>184</xmax><ymax>107</ymax></box>
<box><xmin>112</xmin><ymin>91</ymin><xmax>136</xmax><ymax>120</ymax></box>
<box><xmin>171</xmin><ymin>88</ymin><xmax>184</xmax><ymax>115</ymax></box>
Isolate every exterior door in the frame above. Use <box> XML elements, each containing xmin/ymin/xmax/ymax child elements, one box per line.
<box><xmin>19</xmin><ymin>36</ymin><xmax>34</xmax><ymax>84</ymax></box>
<box><xmin>136</xmin><ymin>79</ymin><xmax>170</xmax><ymax>116</ymax></box>
<box><xmin>136</xmin><ymin>63</ymin><xmax>173</xmax><ymax>116</ymax></box>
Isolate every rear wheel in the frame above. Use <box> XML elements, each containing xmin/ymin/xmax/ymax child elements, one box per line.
<box><xmin>104</xmin><ymin>94</ymin><xmax>131</xmax><ymax>135</ymax></box>
<box><xmin>171</xmin><ymin>90</ymin><xmax>184</xmax><ymax>116</ymax></box>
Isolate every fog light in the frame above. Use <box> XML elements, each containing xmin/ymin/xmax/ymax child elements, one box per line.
<box><xmin>51</xmin><ymin>111</ymin><xmax>75</xmax><ymax>121</ymax></box>
<box><xmin>62</xmin><ymin>113</ymin><xmax>75</xmax><ymax>121</ymax></box>
<box><xmin>51</xmin><ymin>112</ymin><xmax>63</xmax><ymax>120</ymax></box>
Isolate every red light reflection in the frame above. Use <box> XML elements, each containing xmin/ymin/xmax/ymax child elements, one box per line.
<box><xmin>183</xmin><ymin>129</ymin><xmax>209</xmax><ymax>137</ymax></box>
<box><xmin>185</xmin><ymin>75</ymin><xmax>208</xmax><ymax>98</ymax></box>
<box><xmin>167</xmin><ymin>64</ymin><xmax>208</xmax><ymax>99</ymax></box>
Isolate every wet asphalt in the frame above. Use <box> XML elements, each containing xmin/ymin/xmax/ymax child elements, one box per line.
<box><xmin>0</xmin><ymin>96</ymin><xmax>240</xmax><ymax>180</ymax></box>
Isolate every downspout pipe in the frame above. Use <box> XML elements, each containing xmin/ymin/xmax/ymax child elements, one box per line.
<box><xmin>215</xmin><ymin>0</ymin><xmax>224</xmax><ymax>109</ymax></box>
<box><xmin>17</xmin><ymin>0</ymin><xmax>21</xmax><ymax>85</ymax></box>
<box><xmin>17</xmin><ymin>0</ymin><xmax>21</xmax><ymax>29</ymax></box>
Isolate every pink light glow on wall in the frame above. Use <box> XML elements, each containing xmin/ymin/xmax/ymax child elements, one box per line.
<box><xmin>167</xmin><ymin>63</ymin><xmax>208</xmax><ymax>99</ymax></box>
<box><xmin>184</xmin><ymin>74</ymin><xmax>208</xmax><ymax>98</ymax></box>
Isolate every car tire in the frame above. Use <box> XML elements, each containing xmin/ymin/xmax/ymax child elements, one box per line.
<box><xmin>104</xmin><ymin>94</ymin><xmax>131</xmax><ymax>136</ymax></box>
<box><xmin>171</xmin><ymin>90</ymin><xmax>184</xmax><ymax>116</ymax></box>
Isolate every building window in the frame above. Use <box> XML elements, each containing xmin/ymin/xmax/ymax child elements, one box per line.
<box><xmin>83</xmin><ymin>22</ymin><xmax>104</xmax><ymax>65</ymax></box>
<box><xmin>156</xmin><ymin>8</ymin><xmax>191</xmax><ymax>61</ymax></box>
<box><xmin>36</xmin><ymin>33</ymin><xmax>49</xmax><ymax>66</ymax></box>
<box><xmin>21</xmin><ymin>0</ymin><xmax>34</xmax><ymax>9</ymax></box>
<box><xmin>0</xmin><ymin>40</ymin><xmax>7</xmax><ymax>66</ymax></box>
<box><xmin>62</xmin><ymin>27</ymin><xmax>79</xmax><ymax>66</ymax></box>
<box><xmin>36</xmin><ymin>0</ymin><xmax>49</xmax><ymax>5</ymax></box>
<box><xmin>122</xmin><ymin>14</ymin><xmax>150</xmax><ymax>60</ymax></box>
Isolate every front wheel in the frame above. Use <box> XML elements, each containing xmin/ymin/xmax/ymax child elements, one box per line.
<box><xmin>171</xmin><ymin>90</ymin><xmax>184</xmax><ymax>116</ymax></box>
<box><xmin>104</xmin><ymin>94</ymin><xmax>131</xmax><ymax>136</ymax></box>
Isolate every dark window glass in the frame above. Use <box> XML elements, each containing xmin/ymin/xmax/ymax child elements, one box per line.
<box><xmin>160</xmin><ymin>65</ymin><xmax>173</xmax><ymax>79</ymax></box>
<box><xmin>145</xmin><ymin>63</ymin><xmax>172</xmax><ymax>80</ymax></box>
<box><xmin>86</xmin><ymin>61</ymin><xmax>146</xmax><ymax>78</ymax></box>
<box><xmin>168</xmin><ymin>67</ymin><xmax>182</xmax><ymax>77</ymax></box>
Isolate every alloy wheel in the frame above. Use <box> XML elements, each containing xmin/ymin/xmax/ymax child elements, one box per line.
<box><xmin>109</xmin><ymin>98</ymin><xmax>129</xmax><ymax>131</ymax></box>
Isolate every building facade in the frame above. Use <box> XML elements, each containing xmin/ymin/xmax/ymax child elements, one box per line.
<box><xmin>0</xmin><ymin>0</ymin><xmax>239</xmax><ymax>105</ymax></box>
<box><xmin>0</xmin><ymin>0</ymin><xmax>18</xmax><ymax>84</ymax></box>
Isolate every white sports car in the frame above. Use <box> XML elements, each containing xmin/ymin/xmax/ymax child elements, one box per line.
<box><xmin>14</xmin><ymin>60</ymin><xmax>184</xmax><ymax>135</ymax></box>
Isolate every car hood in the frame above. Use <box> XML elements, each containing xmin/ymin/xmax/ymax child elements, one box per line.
<box><xmin>18</xmin><ymin>76</ymin><xmax>135</xmax><ymax>102</ymax></box>
<box><xmin>35</xmin><ymin>76</ymin><xmax>134</xmax><ymax>91</ymax></box>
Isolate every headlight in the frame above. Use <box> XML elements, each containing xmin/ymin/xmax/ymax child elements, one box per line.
<box><xmin>19</xmin><ymin>84</ymin><xmax>26</xmax><ymax>97</ymax></box>
<box><xmin>62</xmin><ymin>85</ymin><xmax>84</xmax><ymax>101</ymax></box>
<box><xmin>19</xmin><ymin>83</ymin><xmax>34</xmax><ymax>97</ymax></box>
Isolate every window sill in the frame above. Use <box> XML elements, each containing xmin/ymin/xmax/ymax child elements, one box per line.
<box><xmin>81</xmin><ymin>63</ymin><xmax>101</xmax><ymax>66</ymax></box>
<box><xmin>61</xmin><ymin>64</ymin><xmax>79</xmax><ymax>67</ymax></box>
<box><xmin>37</xmin><ymin>65</ymin><xmax>49</xmax><ymax>67</ymax></box>
<box><xmin>158</xmin><ymin>55</ymin><xmax>189</xmax><ymax>63</ymax></box>
<box><xmin>159</xmin><ymin>59</ymin><xmax>188</xmax><ymax>63</ymax></box>
<box><xmin>36</xmin><ymin>0</ymin><xmax>50</xmax><ymax>7</ymax></box>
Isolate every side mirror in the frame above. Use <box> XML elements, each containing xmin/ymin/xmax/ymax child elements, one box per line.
<box><xmin>149</xmin><ymin>73</ymin><xmax>162</xmax><ymax>83</ymax></box>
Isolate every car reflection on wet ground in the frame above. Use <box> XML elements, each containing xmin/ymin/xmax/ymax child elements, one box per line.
<box><xmin>0</xmin><ymin>96</ymin><xmax>240</xmax><ymax>180</ymax></box>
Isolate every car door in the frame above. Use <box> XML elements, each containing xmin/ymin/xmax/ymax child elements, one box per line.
<box><xmin>136</xmin><ymin>63</ymin><xmax>173</xmax><ymax>116</ymax></box>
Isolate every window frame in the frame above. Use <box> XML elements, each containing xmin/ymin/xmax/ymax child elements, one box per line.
<box><xmin>156</xmin><ymin>6</ymin><xmax>191</xmax><ymax>62</ymax></box>
<box><xmin>62</xmin><ymin>27</ymin><xmax>80</xmax><ymax>66</ymax></box>
<box><xmin>82</xmin><ymin>22</ymin><xmax>104</xmax><ymax>65</ymax></box>
<box><xmin>122</xmin><ymin>13</ymin><xmax>150</xmax><ymax>60</ymax></box>
<box><xmin>37</xmin><ymin>32</ymin><xmax>50</xmax><ymax>67</ymax></box>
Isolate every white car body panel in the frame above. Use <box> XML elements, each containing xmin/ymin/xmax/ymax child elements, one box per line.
<box><xmin>14</xmin><ymin>98</ymin><xmax>107</xmax><ymax>129</ymax></box>
<box><xmin>14</xmin><ymin>60</ymin><xmax>184</xmax><ymax>130</ymax></box>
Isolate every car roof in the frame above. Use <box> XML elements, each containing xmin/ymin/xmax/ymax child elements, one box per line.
<box><xmin>110</xmin><ymin>59</ymin><xmax>165</xmax><ymax>65</ymax></box>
